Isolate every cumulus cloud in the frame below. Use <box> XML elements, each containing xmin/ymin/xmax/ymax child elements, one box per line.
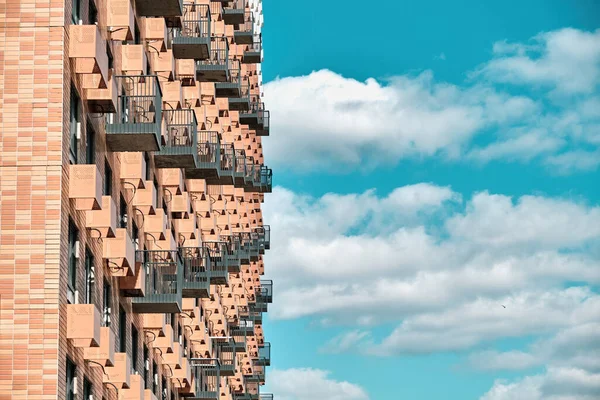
<box><xmin>267</xmin><ymin>368</ymin><xmax>369</xmax><ymax>400</ymax></box>
<box><xmin>264</xmin><ymin>28</ymin><xmax>600</xmax><ymax>173</ymax></box>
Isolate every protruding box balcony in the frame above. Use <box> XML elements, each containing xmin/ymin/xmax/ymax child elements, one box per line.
<box><xmin>142</xmin><ymin>314</ymin><xmax>167</xmax><ymax>337</ymax></box>
<box><xmin>214</xmin><ymin>341</ymin><xmax>236</xmax><ymax>376</ymax></box>
<box><xmin>120</xmin><ymin>152</ymin><xmax>147</xmax><ymax>191</ymax></box>
<box><xmin>145</xmin><ymin>208</ymin><xmax>168</xmax><ymax>240</ymax></box>
<box><xmin>122</xmin><ymin>45</ymin><xmax>149</xmax><ymax>75</ymax></box>
<box><xmin>155</xmin><ymin>109</ymin><xmax>198</xmax><ymax>169</ymax></box>
<box><xmin>103</xmin><ymin>228</ymin><xmax>135</xmax><ymax>277</ymax></box>
<box><xmin>160</xmin><ymin>80</ymin><xmax>183</xmax><ymax>109</ymax></box>
<box><xmin>231</xmin><ymin>319</ymin><xmax>254</xmax><ymax>337</ymax></box>
<box><xmin>131</xmin><ymin>250</ymin><xmax>183</xmax><ymax>313</ymax></box>
<box><xmin>223</xmin><ymin>0</ymin><xmax>245</xmax><ymax>25</ymax></box>
<box><xmin>136</xmin><ymin>0</ymin><xmax>183</xmax><ymax>18</ymax></box>
<box><xmin>177</xmin><ymin>59</ymin><xmax>198</xmax><ymax>86</ymax></box>
<box><xmin>256</xmin><ymin>280</ymin><xmax>273</xmax><ymax>306</ymax></box>
<box><xmin>104</xmin><ymin>352</ymin><xmax>131</xmax><ymax>389</ymax></box>
<box><xmin>172</xmin><ymin>357</ymin><xmax>193</xmax><ymax>390</ymax></box>
<box><xmin>66</xmin><ymin>304</ymin><xmax>102</xmax><ymax>348</ymax></box>
<box><xmin>150</xmin><ymin>49</ymin><xmax>176</xmax><ymax>82</ymax></box>
<box><xmin>242</xmin><ymin>41</ymin><xmax>262</xmax><ymax>64</ymax></box>
<box><xmin>118</xmin><ymin>374</ymin><xmax>144</xmax><ymax>400</ymax></box>
<box><xmin>86</xmin><ymin>71</ymin><xmax>118</xmax><ymax>113</ymax></box>
<box><xmin>197</xmin><ymin>37</ymin><xmax>230</xmax><ymax>82</ymax></box>
<box><xmin>120</xmin><ymin>262</ymin><xmax>147</xmax><ymax>297</ymax></box>
<box><xmin>144</xmin><ymin>18</ymin><xmax>169</xmax><ymax>53</ymax></box>
<box><xmin>154</xmin><ymin>323</ymin><xmax>175</xmax><ymax>353</ymax></box>
<box><xmin>228</xmin><ymin>78</ymin><xmax>251</xmax><ymax>111</ymax></box>
<box><xmin>68</xmin><ymin>25</ymin><xmax>108</xmax><ymax>89</ymax></box>
<box><xmin>190</xmin><ymin>358</ymin><xmax>220</xmax><ymax>400</ymax></box>
<box><xmin>107</xmin><ymin>0</ymin><xmax>134</xmax><ymax>41</ymax></box>
<box><xmin>185</xmin><ymin>130</ymin><xmax>221</xmax><ymax>180</ymax></box>
<box><xmin>255</xmin><ymin>342</ymin><xmax>270</xmax><ymax>367</ymax></box>
<box><xmin>181</xmin><ymin>246</ymin><xmax>211</xmax><ymax>298</ymax></box>
<box><xmin>239</xmin><ymin>100</ymin><xmax>269</xmax><ymax>136</ymax></box>
<box><xmin>232</xmin><ymin>149</ymin><xmax>247</xmax><ymax>187</ymax></box>
<box><xmin>203</xmin><ymin>242</ymin><xmax>230</xmax><ymax>284</ymax></box>
<box><xmin>106</xmin><ymin>75</ymin><xmax>163</xmax><ymax>151</ymax></box>
<box><xmin>233</xmin><ymin>10</ymin><xmax>254</xmax><ymax>44</ymax></box>
<box><xmin>68</xmin><ymin>164</ymin><xmax>102</xmax><ymax>211</ymax></box>
<box><xmin>259</xmin><ymin>166</ymin><xmax>272</xmax><ymax>193</ymax></box>
<box><xmin>255</xmin><ymin>225</ymin><xmax>270</xmax><ymax>252</ymax></box>
<box><xmin>163</xmin><ymin>342</ymin><xmax>184</xmax><ymax>369</ymax></box>
<box><xmin>84</xmin><ymin>327</ymin><xmax>116</xmax><ymax>367</ymax></box>
<box><xmin>85</xmin><ymin>196</ymin><xmax>117</xmax><ymax>239</ymax></box>
<box><xmin>158</xmin><ymin>168</ymin><xmax>185</xmax><ymax>193</ymax></box>
<box><xmin>215</xmin><ymin>62</ymin><xmax>242</xmax><ymax>97</ymax></box>
<box><xmin>172</xmin><ymin>4</ymin><xmax>211</xmax><ymax>60</ymax></box>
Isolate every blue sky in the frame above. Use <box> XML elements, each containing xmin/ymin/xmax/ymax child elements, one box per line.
<box><xmin>258</xmin><ymin>1</ymin><xmax>600</xmax><ymax>399</ymax></box>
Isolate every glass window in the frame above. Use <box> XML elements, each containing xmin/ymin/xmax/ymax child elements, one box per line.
<box><xmin>132</xmin><ymin>325</ymin><xmax>139</xmax><ymax>373</ymax></box>
<box><xmin>68</xmin><ymin>219</ymin><xmax>78</xmax><ymax>303</ymax></box>
<box><xmin>119</xmin><ymin>306</ymin><xmax>127</xmax><ymax>352</ymax></box>
<box><xmin>119</xmin><ymin>194</ymin><xmax>128</xmax><ymax>229</ymax></box>
<box><xmin>88</xmin><ymin>0</ymin><xmax>98</xmax><ymax>25</ymax></box>
<box><xmin>83</xmin><ymin>377</ymin><xmax>92</xmax><ymax>400</ymax></box>
<box><xmin>132</xmin><ymin>220</ymin><xmax>139</xmax><ymax>251</ymax></box>
<box><xmin>84</xmin><ymin>247</ymin><xmax>94</xmax><ymax>304</ymax></box>
<box><xmin>66</xmin><ymin>358</ymin><xmax>76</xmax><ymax>400</ymax></box>
<box><xmin>153</xmin><ymin>361</ymin><xmax>159</xmax><ymax>395</ymax></box>
<box><xmin>86</xmin><ymin>121</ymin><xmax>95</xmax><ymax>164</ymax></box>
<box><xmin>71</xmin><ymin>0</ymin><xmax>81</xmax><ymax>24</ymax></box>
<box><xmin>70</xmin><ymin>88</ymin><xmax>80</xmax><ymax>164</ymax></box>
<box><xmin>143</xmin><ymin>344</ymin><xmax>149</xmax><ymax>388</ymax></box>
<box><xmin>145</xmin><ymin>152</ymin><xmax>151</xmax><ymax>181</ymax></box>
<box><xmin>103</xmin><ymin>280</ymin><xmax>111</xmax><ymax>326</ymax></box>
<box><xmin>104</xmin><ymin>159</ymin><xmax>113</xmax><ymax>196</ymax></box>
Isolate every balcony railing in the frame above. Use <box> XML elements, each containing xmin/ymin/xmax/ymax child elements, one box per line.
<box><xmin>228</xmin><ymin>77</ymin><xmax>251</xmax><ymax>111</ymax></box>
<box><xmin>215</xmin><ymin>60</ymin><xmax>242</xmax><ymax>97</ymax></box>
<box><xmin>214</xmin><ymin>340</ymin><xmax>236</xmax><ymax>376</ymax></box>
<box><xmin>260</xmin><ymin>166</ymin><xmax>273</xmax><ymax>193</ymax></box>
<box><xmin>254</xmin><ymin>225</ymin><xmax>270</xmax><ymax>253</ymax></box>
<box><xmin>190</xmin><ymin>358</ymin><xmax>221</xmax><ymax>400</ymax></box>
<box><xmin>185</xmin><ymin>130</ymin><xmax>220</xmax><ymax>180</ymax></box>
<box><xmin>256</xmin><ymin>280</ymin><xmax>273</xmax><ymax>304</ymax></box>
<box><xmin>131</xmin><ymin>250</ymin><xmax>183</xmax><ymax>313</ymax></box>
<box><xmin>240</xmin><ymin>100</ymin><xmax>269</xmax><ymax>136</ymax></box>
<box><xmin>207</xmin><ymin>143</ymin><xmax>236</xmax><ymax>185</ymax></box>
<box><xmin>105</xmin><ymin>75</ymin><xmax>162</xmax><ymax>151</ymax></box>
<box><xmin>256</xmin><ymin>342</ymin><xmax>270</xmax><ymax>366</ymax></box>
<box><xmin>154</xmin><ymin>109</ymin><xmax>198</xmax><ymax>169</ymax></box>
<box><xmin>232</xmin><ymin>318</ymin><xmax>254</xmax><ymax>336</ymax></box>
<box><xmin>232</xmin><ymin>149</ymin><xmax>247</xmax><ymax>187</ymax></box>
<box><xmin>136</xmin><ymin>0</ymin><xmax>183</xmax><ymax>18</ymax></box>
<box><xmin>242</xmin><ymin>41</ymin><xmax>262</xmax><ymax>64</ymax></box>
<box><xmin>196</xmin><ymin>36</ymin><xmax>230</xmax><ymax>82</ymax></box>
<box><xmin>233</xmin><ymin>10</ymin><xmax>254</xmax><ymax>44</ymax></box>
<box><xmin>171</xmin><ymin>3</ymin><xmax>211</xmax><ymax>59</ymax></box>
<box><xmin>180</xmin><ymin>246</ymin><xmax>211</xmax><ymax>298</ymax></box>
<box><xmin>203</xmin><ymin>241</ymin><xmax>230</xmax><ymax>284</ymax></box>
<box><xmin>223</xmin><ymin>0</ymin><xmax>245</xmax><ymax>25</ymax></box>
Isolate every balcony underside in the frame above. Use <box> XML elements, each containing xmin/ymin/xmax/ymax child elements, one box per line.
<box><xmin>173</xmin><ymin>38</ymin><xmax>210</xmax><ymax>60</ymax></box>
<box><xmin>132</xmin><ymin>293</ymin><xmax>182</xmax><ymax>313</ymax></box>
<box><xmin>215</xmin><ymin>83</ymin><xmax>241</xmax><ymax>98</ymax></box>
<box><xmin>190</xmin><ymin>391</ymin><xmax>219</xmax><ymax>400</ymax></box>
<box><xmin>239</xmin><ymin>113</ymin><xmax>258</xmax><ymax>126</ymax></box>
<box><xmin>223</xmin><ymin>10</ymin><xmax>245</xmax><ymax>25</ymax></box>
<box><xmin>234</xmin><ymin>32</ymin><xmax>253</xmax><ymax>45</ymax></box>
<box><xmin>196</xmin><ymin>65</ymin><xmax>229</xmax><ymax>82</ymax></box>
<box><xmin>182</xmin><ymin>281</ymin><xmax>210</xmax><ymax>298</ymax></box>
<box><xmin>218</xmin><ymin>365</ymin><xmax>235</xmax><ymax>376</ymax></box>
<box><xmin>255</xmin><ymin>126</ymin><xmax>269</xmax><ymax>136</ymax></box>
<box><xmin>242</xmin><ymin>51</ymin><xmax>261</xmax><ymax>64</ymax></box>
<box><xmin>184</xmin><ymin>164</ymin><xmax>219</xmax><ymax>180</ymax></box>
<box><xmin>105</xmin><ymin>125</ymin><xmax>161</xmax><ymax>152</ymax></box>
<box><xmin>228</xmin><ymin>98</ymin><xmax>250</xmax><ymax>111</ymax></box>
<box><xmin>206</xmin><ymin>172</ymin><xmax>234</xmax><ymax>185</ymax></box>
<box><xmin>155</xmin><ymin>148</ymin><xmax>198</xmax><ymax>169</ymax></box>
<box><xmin>209</xmin><ymin>268</ymin><xmax>228</xmax><ymax>284</ymax></box>
<box><xmin>136</xmin><ymin>0</ymin><xmax>183</xmax><ymax>17</ymax></box>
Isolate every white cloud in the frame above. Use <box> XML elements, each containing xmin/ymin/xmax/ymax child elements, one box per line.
<box><xmin>479</xmin><ymin>28</ymin><xmax>600</xmax><ymax>94</ymax></box>
<box><xmin>264</xmin><ymin>28</ymin><xmax>600</xmax><ymax>173</ymax></box>
<box><xmin>267</xmin><ymin>368</ymin><xmax>369</xmax><ymax>400</ymax></box>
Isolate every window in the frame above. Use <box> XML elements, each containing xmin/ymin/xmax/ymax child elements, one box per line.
<box><xmin>154</xmin><ymin>179</ymin><xmax>160</xmax><ymax>212</ymax></box>
<box><xmin>86</xmin><ymin>121</ymin><xmax>95</xmax><ymax>164</ymax></box>
<box><xmin>143</xmin><ymin>344</ymin><xmax>149</xmax><ymax>388</ymax></box>
<box><xmin>162</xmin><ymin>376</ymin><xmax>168</xmax><ymax>400</ymax></box>
<box><xmin>71</xmin><ymin>0</ymin><xmax>81</xmax><ymax>24</ymax></box>
<box><xmin>131</xmin><ymin>325</ymin><xmax>139</xmax><ymax>373</ymax></box>
<box><xmin>68</xmin><ymin>219</ymin><xmax>78</xmax><ymax>303</ymax></box>
<box><xmin>153</xmin><ymin>361</ymin><xmax>159</xmax><ymax>395</ymax></box>
<box><xmin>70</xmin><ymin>88</ymin><xmax>81</xmax><ymax>164</ymax></box>
<box><xmin>132</xmin><ymin>220</ymin><xmax>139</xmax><ymax>251</ymax></box>
<box><xmin>83</xmin><ymin>377</ymin><xmax>92</xmax><ymax>400</ymax></box>
<box><xmin>66</xmin><ymin>358</ymin><xmax>76</xmax><ymax>400</ymax></box>
<box><xmin>119</xmin><ymin>194</ymin><xmax>128</xmax><ymax>229</ymax></box>
<box><xmin>145</xmin><ymin>152</ymin><xmax>151</xmax><ymax>181</ymax></box>
<box><xmin>103</xmin><ymin>280</ymin><xmax>111</xmax><ymax>326</ymax></box>
<box><xmin>104</xmin><ymin>159</ymin><xmax>113</xmax><ymax>196</ymax></box>
<box><xmin>88</xmin><ymin>0</ymin><xmax>98</xmax><ymax>25</ymax></box>
<box><xmin>84</xmin><ymin>247</ymin><xmax>94</xmax><ymax>304</ymax></box>
<box><xmin>134</xmin><ymin>21</ymin><xmax>141</xmax><ymax>45</ymax></box>
<box><xmin>119</xmin><ymin>306</ymin><xmax>127</xmax><ymax>352</ymax></box>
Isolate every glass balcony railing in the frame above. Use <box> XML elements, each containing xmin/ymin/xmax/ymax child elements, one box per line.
<box><xmin>259</xmin><ymin>395</ymin><xmax>274</xmax><ymax>400</ymax></box>
<box><xmin>180</xmin><ymin>246</ymin><xmax>211</xmax><ymax>298</ymax></box>
<box><xmin>154</xmin><ymin>109</ymin><xmax>198</xmax><ymax>169</ymax></box>
<box><xmin>256</xmin><ymin>342</ymin><xmax>271</xmax><ymax>366</ymax></box>
<box><xmin>131</xmin><ymin>250</ymin><xmax>183</xmax><ymax>313</ymax></box>
<box><xmin>256</xmin><ymin>280</ymin><xmax>273</xmax><ymax>305</ymax></box>
<box><xmin>191</xmin><ymin>358</ymin><xmax>221</xmax><ymax>400</ymax></box>
<box><xmin>105</xmin><ymin>75</ymin><xmax>162</xmax><ymax>152</ymax></box>
<box><xmin>196</xmin><ymin>36</ymin><xmax>230</xmax><ymax>82</ymax></box>
<box><xmin>171</xmin><ymin>3</ymin><xmax>211</xmax><ymax>59</ymax></box>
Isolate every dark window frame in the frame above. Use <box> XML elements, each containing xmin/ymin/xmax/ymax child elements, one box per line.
<box><xmin>119</xmin><ymin>306</ymin><xmax>127</xmax><ymax>353</ymax></box>
<box><xmin>68</xmin><ymin>219</ymin><xmax>78</xmax><ymax>302</ymax></box>
<box><xmin>104</xmin><ymin>159</ymin><xmax>113</xmax><ymax>196</ymax></box>
<box><xmin>85</xmin><ymin>121</ymin><xmax>95</xmax><ymax>165</ymax></box>
<box><xmin>66</xmin><ymin>358</ymin><xmax>76</xmax><ymax>400</ymax></box>
<box><xmin>103</xmin><ymin>280</ymin><xmax>112</xmax><ymax>327</ymax></box>
<box><xmin>70</xmin><ymin>88</ymin><xmax>81</xmax><ymax>164</ymax></box>
<box><xmin>84</xmin><ymin>247</ymin><xmax>94</xmax><ymax>304</ymax></box>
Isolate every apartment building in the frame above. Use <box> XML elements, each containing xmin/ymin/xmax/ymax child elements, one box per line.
<box><xmin>0</xmin><ymin>0</ymin><xmax>273</xmax><ymax>399</ymax></box>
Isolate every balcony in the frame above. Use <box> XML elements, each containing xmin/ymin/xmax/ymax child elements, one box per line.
<box><xmin>239</xmin><ymin>101</ymin><xmax>269</xmax><ymax>136</ymax></box>
<box><xmin>120</xmin><ymin>262</ymin><xmax>146</xmax><ymax>297</ymax></box>
<box><xmin>215</xmin><ymin>61</ymin><xmax>241</xmax><ymax>97</ymax></box>
<box><xmin>184</xmin><ymin>131</ymin><xmax>220</xmax><ymax>180</ymax></box>
<box><xmin>66</xmin><ymin>304</ymin><xmax>101</xmax><ymax>348</ymax></box>
<box><xmin>102</xmin><ymin>228</ymin><xmax>135</xmax><ymax>277</ymax></box>
<box><xmin>242</xmin><ymin>41</ymin><xmax>262</xmax><ymax>64</ymax></box>
<box><xmin>172</xmin><ymin>4</ymin><xmax>211</xmax><ymax>60</ymax></box>
<box><xmin>203</xmin><ymin>242</ymin><xmax>230</xmax><ymax>284</ymax></box>
<box><xmin>68</xmin><ymin>25</ymin><xmax>108</xmax><ymax>89</ymax></box>
<box><xmin>190</xmin><ymin>358</ymin><xmax>221</xmax><ymax>400</ymax></box>
<box><xmin>228</xmin><ymin>78</ymin><xmax>251</xmax><ymax>111</ymax></box>
<box><xmin>120</xmin><ymin>152</ymin><xmax>147</xmax><ymax>190</ymax></box>
<box><xmin>233</xmin><ymin>10</ymin><xmax>254</xmax><ymax>44</ymax></box>
<box><xmin>107</xmin><ymin>0</ymin><xmax>134</xmax><ymax>41</ymax></box>
<box><xmin>256</xmin><ymin>280</ymin><xmax>273</xmax><ymax>305</ymax></box>
<box><xmin>84</xmin><ymin>327</ymin><xmax>116</xmax><ymax>367</ymax></box>
<box><xmin>131</xmin><ymin>250</ymin><xmax>183</xmax><ymax>313</ymax></box>
<box><xmin>154</xmin><ymin>109</ymin><xmax>198</xmax><ymax>169</ymax></box>
<box><xmin>255</xmin><ymin>225</ymin><xmax>270</xmax><ymax>252</ymax></box>
<box><xmin>181</xmin><ymin>246</ymin><xmax>211</xmax><ymax>298</ymax></box>
<box><xmin>118</xmin><ymin>374</ymin><xmax>144</xmax><ymax>399</ymax></box>
<box><xmin>135</xmin><ymin>0</ymin><xmax>183</xmax><ymax>18</ymax></box>
<box><xmin>255</xmin><ymin>342</ymin><xmax>270</xmax><ymax>367</ymax></box>
<box><xmin>68</xmin><ymin>164</ymin><xmax>102</xmax><ymax>211</ymax></box>
<box><xmin>196</xmin><ymin>37</ymin><xmax>230</xmax><ymax>82</ymax></box>
<box><xmin>231</xmin><ymin>319</ymin><xmax>254</xmax><ymax>337</ymax></box>
<box><xmin>260</xmin><ymin>166</ymin><xmax>273</xmax><ymax>193</ymax></box>
<box><xmin>104</xmin><ymin>353</ymin><xmax>131</xmax><ymax>389</ymax></box>
<box><xmin>214</xmin><ymin>340</ymin><xmax>236</xmax><ymax>376</ymax></box>
<box><xmin>105</xmin><ymin>75</ymin><xmax>162</xmax><ymax>152</ymax></box>
<box><xmin>86</xmin><ymin>71</ymin><xmax>118</xmax><ymax>113</ymax></box>
<box><xmin>85</xmin><ymin>196</ymin><xmax>117</xmax><ymax>239</ymax></box>
<box><xmin>232</xmin><ymin>150</ymin><xmax>247</xmax><ymax>187</ymax></box>
<box><xmin>223</xmin><ymin>0</ymin><xmax>245</xmax><ymax>25</ymax></box>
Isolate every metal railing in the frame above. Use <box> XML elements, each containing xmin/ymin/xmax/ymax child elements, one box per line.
<box><xmin>258</xmin><ymin>342</ymin><xmax>270</xmax><ymax>365</ymax></box>
<box><xmin>198</xmin><ymin>36</ymin><xmax>229</xmax><ymax>67</ymax></box>
<box><xmin>197</xmin><ymin>130</ymin><xmax>220</xmax><ymax>166</ymax></box>
<box><xmin>113</xmin><ymin>75</ymin><xmax>162</xmax><ymax>126</ymax></box>
<box><xmin>238</xmin><ymin>9</ymin><xmax>254</xmax><ymax>34</ymax></box>
<box><xmin>174</xmin><ymin>3</ymin><xmax>211</xmax><ymax>39</ymax></box>
<box><xmin>256</xmin><ymin>280</ymin><xmax>272</xmax><ymax>304</ymax></box>
<box><xmin>180</xmin><ymin>246</ymin><xmax>210</xmax><ymax>282</ymax></box>
<box><xmin>163</xmin><ymin>109</ymin><xmax>197</xmax><ymax>148</ymax></box>
<box><xmin>191</xmin><ymin>358</ymin><xmax>220</xmax><ymax>398</ymax></box>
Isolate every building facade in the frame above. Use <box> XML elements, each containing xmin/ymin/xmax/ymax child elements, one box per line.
<box><xmin>0</xmin><ymin>0</ymin><xmax>273</xmax><ymax>399</ymax></box>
